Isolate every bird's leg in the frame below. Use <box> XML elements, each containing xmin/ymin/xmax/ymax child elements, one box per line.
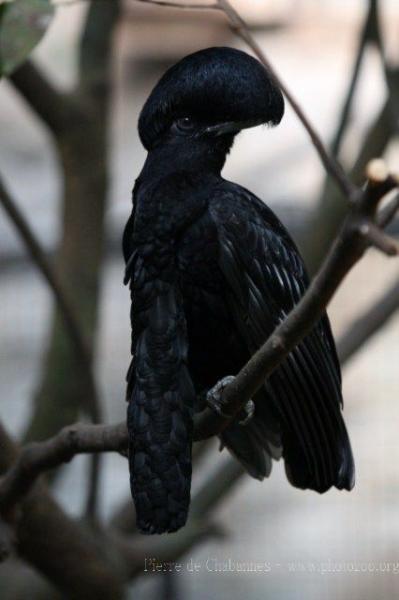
<box><xmin>206</xmin><ymin>376</ymin><xmax>255</xmax><ymax>426</ymax></box>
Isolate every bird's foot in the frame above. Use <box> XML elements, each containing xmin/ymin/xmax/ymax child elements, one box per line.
<box><xmin>206</xmin><ymin>376</ymin><xmax>254</xmax><ymax>426</ymax></box>
<box><xmin>238</xmin><ymin>399</ymin><xmax>255</xmax><ymax>426</ymax></box>
<box><xmin>206</xmin><ymin>375</ymin><xmax>235</xmax><ymax>418</ymax></box>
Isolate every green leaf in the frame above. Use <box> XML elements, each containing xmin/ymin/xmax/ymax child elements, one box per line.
<box><xmin>0</xmin><ymin>0</ymin><xmax>54</xmax><ymax>76</ymax></box>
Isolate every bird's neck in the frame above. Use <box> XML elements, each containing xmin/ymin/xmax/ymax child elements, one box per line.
<box><xmin>138</xmin><ymin>136</ymin><xmax>234</xmax><ymax>185</ymax></box>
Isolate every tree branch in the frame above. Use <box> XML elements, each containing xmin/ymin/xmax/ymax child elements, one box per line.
<box><xmin>331</xmin><ymin>0</ymin><xmax>380</xmax><ymax>157</ymax></box>
<box><xmin>0</xmin><ymin>421</ymin><xmax>217</xmax><ymax>596</ymax></box>
<box><xmin>0</xmin><ymin>423</ymin><xmax>126</xmax><ymax>517</ymax></box>
<box><xmin>2</xmin><ymin>3</ymin><xmax>398</xmax><ymax>583</ymax></box>
<box><xmin>192</xmin><ymin>161</ymin><xmax>398</xmax><ymax>438</ymax></box>
<box><xmin>0</xmin><ymin>424</ymin><xmax>124</xmax><ymax>599</ymax></box>
<box><xmin>76</xmin><ymin>0</ymin><xmax>122</xmax><ymax>521</ymax></box>
<box><xmin>0</xmin><ymin>176</ymin><xmax>102</xmax><ymax>425</ymax></box>
<box><xmin>302</xmin><ymin>94</ymin><xmax>396</xmax><ymax>273</ymax></box>
<box><xmin>0</xmin><ymin>174</ymin><xmax>103</xmax><ymax>524</ymax></box>
<box><xmin>303</xmin><ymin>0</ymin><xmax>398</xmax><ymax>273</ymax></box>
<box><xmin>214</xmin><ymin>0</ymin><xmax>357</xmax><ymax>200</ymax></box>
<box><xmin>136</xmin><ymin>0</ymin><xmax>219</xmax><ymax>9</ymax></box>
<box><xmin>338</xmin><ymin>275</ymin><xmax>399</xmax><ymax>364</ymax></box>
<box><xmin>8</xmin><ymin>60</ymin><xmax>81</xmax><ymax>137</ymax></box>
<box><xmin>0</xmin><ymin>425</ymin><xmax>221</xmax><ymax>600</ymax></box>
<box><xmin>370</xmin><ymin>0</ymin><xmax>399</xmax><ymax>132</ymax></box>
<box><xmin>15</xmin><ymin>0</ymin><xmax>121</xmax><ymax>523</ymax></box>
<box><xmin>1</xmin><ymin>162</ymin><xmax>397</xmax><ymax>514</ymax></box>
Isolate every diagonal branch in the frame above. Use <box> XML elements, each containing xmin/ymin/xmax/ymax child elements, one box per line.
<box><xmin>304</xmin><ymin>93</ymin><xmax>397</xmax><ymax>274</ymax></box>
<box><xmin>331</xmin><ymin>0</ymin><xmax>380</xmax><ymax>157</ymax></box>
<box><xmin>0</xmin><ymin>421</ymin><xmax>215</xmax><ymax>596</ymax></box>
<box><xmin>0</xmin><ymin>176</ymin><xmax>102</xmax><ymax>425</ymax></box>
<box><xmin>338</xmin><ymin>275</ymin><xmax>399</xmax><ymax>365</ymax></box>
<box><xmin>1</xmin><ymin>160</ymin><xmax>397</xmax><ymax>515</ymax></box>
<box><xmin>75</xmin><ymin>0</ymin><xmax>122</xmax><ymax>522</ymax></box>
<box><xmin>15</xmin><ymin>0</ymin><xmax>121</xmax><ymax>523</ymax></box>
<box><xmin>377</xmin><ymin>192</ymin><xmax>399</xmax><ymax>228</ymax></box>
<box><xmin>0</xmin><ymin>424</ymin><xmax>124</xmax><ymax>598</ymax></box>
<box><xmin>216</xmin><ymin>0</ymin><xmax>357</xmax><ymax>200</ymax></box>
<box><xmin>8</xmin><ymin>60</ymin><xmax>81</xmax><ymax>136</ymax></box>
<box><xmin>194</xmin><ymin>160</ymin><xmax>399</xmax><ymax>437</ymax></box>
<box><xmin>0</xmin><ymin>423</ymin><xmax>126</xmax><ymax>517</ymax></box>
<box><xmin>136</xmin><ymin>0</ymin><xmax>219</xmax><ymax>8</ymax></box>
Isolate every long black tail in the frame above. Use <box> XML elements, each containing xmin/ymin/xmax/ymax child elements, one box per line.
<box><xmin>126</xmin><ymin>264</ymin><xmax>195</xmax><ymax>534</ymax></box>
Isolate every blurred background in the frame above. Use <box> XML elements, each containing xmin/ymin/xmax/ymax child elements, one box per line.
<box><xmin>1</xmin><ymin>0</ymin><xmax>399</xmax><ymax>598</ymax></box>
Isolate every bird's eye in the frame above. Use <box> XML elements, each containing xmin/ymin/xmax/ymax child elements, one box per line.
<box><xmin>174</xmin><ymin>117</ymin><xmax>196</xmax><ymax>133</ymax></box>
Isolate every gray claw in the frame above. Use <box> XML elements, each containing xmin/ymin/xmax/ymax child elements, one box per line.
<box><xmin>206</xmin><ymin>376</ymin><xmax>255</xmax><ymax>425</ymax></box>
<box><xmin>238</xmin><ymin>399</ymin><xmax>255</xmax><ymax>426</ymax></box>
<box><xmin>206</xmin><ymin>375</ymin><xmax>236</xmax><ymax>418</ymax></box>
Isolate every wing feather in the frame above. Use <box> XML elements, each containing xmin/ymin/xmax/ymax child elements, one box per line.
<box><xmin>210</xmin><ymin>184</ymin><xmax>354</xmax><ymax>492</ymax></box>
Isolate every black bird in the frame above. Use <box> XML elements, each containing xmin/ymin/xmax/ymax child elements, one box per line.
<box><xmin>123</xmin><ymin>47</ymin><xmax>355</xmax><ymax>535</ymax></box>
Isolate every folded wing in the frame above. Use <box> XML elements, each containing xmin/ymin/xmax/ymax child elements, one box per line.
<box><xmin>210</xmin><ymin>185</ymin><xmax>355</xmax><ymax>492</ymax></box>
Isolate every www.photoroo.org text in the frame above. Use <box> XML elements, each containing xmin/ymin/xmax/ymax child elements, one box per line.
<box><xmin>143</xmin><ymin>558</ymin><xmax>399</xmax><ymax>575</ymax></box>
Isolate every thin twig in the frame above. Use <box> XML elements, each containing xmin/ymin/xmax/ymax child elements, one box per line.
<box><xmin>0</xmin><ymin>177</ymin><xmax>102</xmax><ymax>424</ymax></box>
<box><xmin>338</xmin><ymin>275</ymin><xmax>399</xmax><ymax>365</ymax></box>
<box><xmin>331</xmin><ymin>0</ymin><xmax>379</xmax><ymax>157</ymax></box>
<box><xmin>216</xmin><ymin>0</ymin><xmax>357</xmax><ymax>200</ymax></box>
<box><xmin>136</xmin><ymin>0</ymin><xmax>219</xmax><ymax>9</ymax></box>
<box><xmin>377</xmin><ymin>191</ymin><xmax>399</xmax><ymax>227</ymax></box>
<box><xmin>0</xmin><ymin>176</ymin><xmax>103</xmax><ymax>518</ymax></box>
<box><xmin>361</xmin><ymin>221</ymin><xmax>399</xmax><ymax>255</ymax></box>
<box><xmin>10</xmin><ymin>0</ymin><xmax>121</xmax><ymax>522</ymax></box>
<box><xmin>0</xmin><ymin>425</ymin><xmax>124</xmax><ymax>597</ymax></box>
<box><xmin>9</xmin><ymin>61</ymin><xmax>81</xmax><ymax>137</ymax></box>
<box><xmin>0</xmin><ymin>422</ymin><xmax>214</xmax><ymax>594</ymax></box>
<box><xmin>53</xmin><ymin>0</ymin><xmax>218</xmax><ymax>6</ymax></box>
<box><xmin>78</xmin><ymin>0</ymin><xmax>122</xmax><ymax>523</ymax></box>
<box><xmin>0</xmin><ymin>423</ymin><xmax>126</xmax><ymax>516</ymax></box>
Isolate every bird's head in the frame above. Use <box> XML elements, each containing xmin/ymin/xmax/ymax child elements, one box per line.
<box><xmin>138</xmin><ymin>47</ymin><xmax>284</xmax><ymax>169</ymax></box>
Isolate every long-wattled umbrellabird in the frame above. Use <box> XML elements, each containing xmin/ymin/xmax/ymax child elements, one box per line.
<box><xmin>123</xmin><ymin>46</ymin><xmax>355</xmax><ymax>535</ymax></box>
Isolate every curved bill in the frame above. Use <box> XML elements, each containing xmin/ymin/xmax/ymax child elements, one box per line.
<box><xmin>205</xmin><ymin>118</ymin><xmax>265</xmax><ymax>136</ymax></box>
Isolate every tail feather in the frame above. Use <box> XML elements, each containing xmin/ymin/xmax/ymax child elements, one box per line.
<box><xmin>127</xmin><ymin>262</ymin><xmax>195</xmax><ymax>534</ymax></box>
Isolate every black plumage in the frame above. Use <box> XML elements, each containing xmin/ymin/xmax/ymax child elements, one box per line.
<box><xmin>123</xmin><ymin>47</ymin><xmax>355</xmax><ymax>535</ymax></box>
